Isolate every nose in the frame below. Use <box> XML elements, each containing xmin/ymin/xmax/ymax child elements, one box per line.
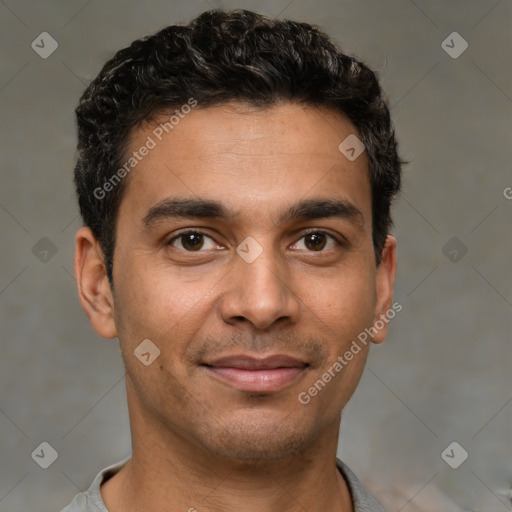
<box><xmin>219</xmin><ymin>242</ymin><xmax>301</xmax><ymax>331</ymax></box>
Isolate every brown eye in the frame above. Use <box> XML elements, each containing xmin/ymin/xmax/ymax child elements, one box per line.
<box><xmin>291</xmin><ymin>231</ymin><xmax>341</xmax><ymax>252</ymax></box>
<box><xmin>304</xmin><ymin>233</ymin><xmax>327</xmax><ymax>251</ymax></box>
<box><xmin>168</xmin><ymin>231</ymin><xmax>218</xmax><ymax>252</ymax></box>
<box><xmin>180</xmin><ymin>233</ymin><xmax>204</xmax><ymax>251</ymax></box>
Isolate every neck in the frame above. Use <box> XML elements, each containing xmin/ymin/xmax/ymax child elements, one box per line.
<box><xmin>101</xmin><ymin>388</ymin><xmax>354</xmax><ymax>512</ymax></box>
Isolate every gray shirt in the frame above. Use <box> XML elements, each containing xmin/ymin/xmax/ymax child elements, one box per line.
<box><xmin>61</xmin><ymin>457</ymin><xmax>386</xmax><ymax>512</ymax></box>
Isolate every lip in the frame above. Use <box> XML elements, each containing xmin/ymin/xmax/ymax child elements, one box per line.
<box><xmin>201</xmin><ymin>354</ymin><xmax>309</xmax><ymax>393</ymax></box>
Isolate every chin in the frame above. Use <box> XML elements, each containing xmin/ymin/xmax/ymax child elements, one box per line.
<box><xmin>194</xmin><ymin>414</ymin><xmax>313</xmax><ymax>464</ymax></box>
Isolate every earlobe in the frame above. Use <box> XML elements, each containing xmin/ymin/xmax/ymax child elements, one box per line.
<box><xmin>371</xmin><ymin>235</ymin><xmax>397</xmax><ymax>344</ymax></box>
<box><xmin>74</xmin><ymin>226</ymin><xmax>117</xmax><ymax>339</ymax></box>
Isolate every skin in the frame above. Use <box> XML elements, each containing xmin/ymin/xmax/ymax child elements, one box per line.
<box><xmin>74</xmin><ymin>102</ymin><xmax>396</xmax><ymax>512</ymax></box>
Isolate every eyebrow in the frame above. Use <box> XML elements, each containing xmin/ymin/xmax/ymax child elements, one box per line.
<box><xmin>141</xmin><ymin>197</ymin><xmax>364</xmax><ymax>230</ymax></box>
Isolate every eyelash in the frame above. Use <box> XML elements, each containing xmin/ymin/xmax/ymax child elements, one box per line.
<box><xmin>167</xmin><ymin>228</ymin><xmax>345</xmax><ymax>252</ymax></box>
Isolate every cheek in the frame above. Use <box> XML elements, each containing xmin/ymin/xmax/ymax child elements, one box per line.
<box><xmin>307</xmin><ymin>265</ymin><xmax>377</xmax><ymax>340</ymax></box>
<box><xmin>113</xmin><ymin>260</ymin><xmax>218</xmax><ymax>367</ymax></box>
<box><xmin>115</xmin><ymin>250</ymin><xmax>189</xmax><ymax>320</ymax></box>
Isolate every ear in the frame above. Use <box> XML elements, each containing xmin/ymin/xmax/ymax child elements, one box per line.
<box><xmin>371</xmin><ymin>235</ymin><xmax>397</xmax><ymax>344</ymax></box>
<box><xmin>74</xmin><ymin>226</ymin><xmax>117</xmax><ymax>339</ymax></box>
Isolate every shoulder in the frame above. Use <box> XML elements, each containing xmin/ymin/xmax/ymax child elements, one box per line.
<box><xmin>60</xmin><ymin>492</ymin><xmax>89</xmax><ymax>512</ymax></box>
<box><xmin>336</xmin><ymin>459</ymin><xmax>388</xmax><ymax>512</ymax></box>
<box><xmin>60</xmin><ymin>457</ymin><xmax>130</xmax><ymax>512</ymax></box>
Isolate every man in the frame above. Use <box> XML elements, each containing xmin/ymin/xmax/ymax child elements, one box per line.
<box><xmin>63</xmin><ymin>8</ymin><xmax>402</xmax><ymax>512</ymax></box>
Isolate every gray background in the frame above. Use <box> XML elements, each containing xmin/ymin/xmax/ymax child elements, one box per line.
<box><xmin>1</xmin><ymin>1</ymin><xmax>511</xmax><ymax>511</ymax></box>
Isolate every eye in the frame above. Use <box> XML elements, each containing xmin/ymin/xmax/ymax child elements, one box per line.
<box><xmin>167</xmin><ymin>229</ymin><xmax>343</xmax><ymax>253</ymax></box>
<box><xmin>291</xmin><ymin>231</ymin><xmax>341</xmax><ymax>252</ymax></box>
<box><xmin>168</xmin><ymin>230</ymin><xmax>221</xmax><ymax>252</ymax></box>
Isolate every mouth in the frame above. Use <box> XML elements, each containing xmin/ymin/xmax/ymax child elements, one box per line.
<box><xmin>201</xmin><ymin>354</ymin><xmax>310</xmax><ymax>393</ymax></box>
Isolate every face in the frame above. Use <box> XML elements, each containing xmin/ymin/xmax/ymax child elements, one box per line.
<box><xmin>75</xmin><ymin>102</ymin><xmax>396</xmax><ymax>463</ymax></box>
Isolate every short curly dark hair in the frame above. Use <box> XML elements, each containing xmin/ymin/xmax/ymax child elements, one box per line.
<box><xmin>74</xmin><ymin>9</ymin><xmax>402</xmax><ymax>286</ymax></box>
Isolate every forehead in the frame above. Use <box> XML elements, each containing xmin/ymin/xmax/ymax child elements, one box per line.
<box><xmin>118</xmin><ymin>102</ymin><xmax>371</xmax><ymax>227</ymax></box>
